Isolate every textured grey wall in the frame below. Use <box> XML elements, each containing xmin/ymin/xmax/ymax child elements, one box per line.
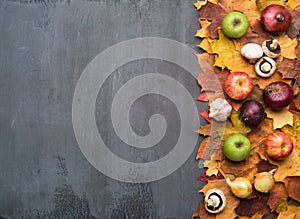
<box><xmin>0</xmin><ymin>0</ymin><xmax>207</xmax><ymax>218</ymax></box>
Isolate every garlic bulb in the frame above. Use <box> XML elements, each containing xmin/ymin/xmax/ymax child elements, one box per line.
<box><xmin>226</xmin><ymin>177</ymin><xmax>252</xmax><ymax>198</ymax></box>
<box><xmin>254</xmin><ymin>169</ymin><xmax>276</xmax><ymax>193</ymax></box>
<box><xmin>209</xmin><ymin>98</ymin><xmax>232</xmax><ymax>122</ymax></box>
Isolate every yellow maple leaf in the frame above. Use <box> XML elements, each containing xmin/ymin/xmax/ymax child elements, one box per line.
<box><xmin>256</xmin><ymin>72</ymin><xmax>289</xmax><ymax>89</ymax></box>
<box><xmin>256</xmin><ymin>0</ymin><xmax>287</xmax><ymax>11</ymax></box>
<box><xmin>256</xmin><ymin>0</ymin><xmax>300</xmax><ymax>10</ymax></box>
<box><xmin>194</xmin><ymin>0</ymin><xmax>207</xmax><ymax>10</ymax></box>
<box><xmin>282</xmin><ymin>116</ymin><xmax>300</xmax><ymax>150</ymax></box>
<box><xmin>219</xmin><ymin>110</ymin><xmax>252</xmax><ymax>140</ymax></box>
<box><xmin>270</xmin><ymin>150</ymin><xmax>300</xmax><ymax>182</ymax></box>
<box><xmin>277</xmin><ymin>35</ymin><xmax>298</xmax><ymax>60</ymax></box>
<box><xmin>210</xmin><ymin>30</ymin><xmax>256</xmax><ymax>76</ymax></box>
<box><xmin>204</xmin><ymin>159</ymin><xmax>219</xmax><ymax>176</ymax></box>
<box><xmin>199</xmin><ymin>38</ymin><xmax>213</xmax><ymax>53</ymax></box>
<box><xmin>234</xmin><ymin>0</ymin><xmax>260</xmax><ymax>24</ymax></box>
<box><xmin>200</xmin><ymin>179</ymin><xmax>240</xmax><ymax>219</ymax></box>
<box><xmin>195</xmin><ymin>19</ymin><xmax>211</xmax><ymax>38</ymax></box>
<box><xmin>277</xmin><ymin>205</ymin><xmax>300</xmax><ymax>219</ymax></box>
<box><xmin>286</xmin><ymin>0</ymin><xmax>300</xmax><ymax>9</ymax></box>
<box><xmin>265</xmin><ymin>107</ymin><xmax>294</xmax><ymax>129</ymax></box>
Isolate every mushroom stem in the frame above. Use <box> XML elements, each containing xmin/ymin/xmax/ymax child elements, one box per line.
<box><xmin>262</xmin><ymin>39</ymin><xmax>281</xmax><ymax>58</ymax></box>
<box><xmin>206</xmin><ymin>195</ymin><xmax>220</xmax><ymax>207</ymax></box>
<box><xmin>255</xmin><ymin>56</ymin><xmax>276</xmax><ymax>78</ymax></box>
<box><xmin>261</xmin><ymin>62</ymin><xmax>272</xmax><ymax>72</ymax></box>
<box><xmin>270</xmin><ymin>39</ymin><xmax>279</xmax><ymax>50</ymax></box>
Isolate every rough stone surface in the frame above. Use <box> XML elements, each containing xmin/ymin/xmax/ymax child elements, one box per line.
<box><xmin>0</xmin><ymin>0</ymin><xmax>206</xmax><ymax>218</ymax></box>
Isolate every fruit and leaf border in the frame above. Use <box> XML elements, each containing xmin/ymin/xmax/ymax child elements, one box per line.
<box><xmin>192</xmin><ymin>0</ymin><xmax>300</xmax><ymax>218</ymax></box>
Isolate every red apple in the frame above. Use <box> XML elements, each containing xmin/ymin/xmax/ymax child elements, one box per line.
<box><xmin>265</xmin><ymin>131</ymin><xmax>293</xmax><ymax>160</ymax></box>
<box><xmin>224</xmin><ymin>72</ymin><xmax>254</xmax><ymax>100</ymax></box>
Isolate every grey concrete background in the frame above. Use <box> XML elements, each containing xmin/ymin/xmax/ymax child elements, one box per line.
<box><xmin>0</xmin><ymin>0</ymin><xmax>207</xmax><ymax>218</ymax></box>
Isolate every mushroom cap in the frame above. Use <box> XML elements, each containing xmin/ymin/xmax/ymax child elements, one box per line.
<box><xmin>241</xmin><ymin>43</ymin><xmax>264</xmax><ymax>63</ymax></box>
<box><xmin>262</xmin><ymin>40</ymin><xmax>281</xmax><ymax>58</ymax></box>
<box><xmin>204</xmin><ymin>189</ymin><xmax>226</xmax><ymax>214</ymax></box>
<box><xmin>255</xmin><ymin>56</ymin><xmax>276</xmax><ymax>78</ymax></box>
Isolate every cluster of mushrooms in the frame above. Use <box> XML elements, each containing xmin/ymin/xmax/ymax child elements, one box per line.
<box><xmin>241</xmin><ymin>39</ymin><xmax>281</xmax><ymax>78</ymax></box>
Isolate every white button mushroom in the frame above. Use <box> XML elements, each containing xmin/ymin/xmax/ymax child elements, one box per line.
<box><xmin>241</xmin><ymin>43</ymin><xmax>264</xmax><ymax>64</ymax></box>
<box><xmin>204</xmin><ymin>189</ymin><xmax>226</xmax><ymax>214</ymax></box>
<box><xmin>255</xmin><ymin>56</ymin><xmax>276</xmax><ymax>78</ymax></box>
<box><xmin>262</xmin><ymin>39</ymin><xmax>281</xmax><ymax>58</ymax></box>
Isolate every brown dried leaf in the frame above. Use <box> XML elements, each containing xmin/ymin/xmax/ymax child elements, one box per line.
<box><xmin>278</xmin><ymin>58</ymin><xmax>300</xmax><ymax>85</ymax></box>
<box><xmin>296</xmin><ymin>43</ymin><xmax>300</xmax><ymax>59</ymax></box>
<box><xmin>197</xmin><ymin>70</ymin><xmax>223</xmax><ymax>93</ymax></box>
<box><xmin>192</xmin><ymin>198</ymin><xmax>216</xmax><ymax>219</ymax></box>
<box><xmin>262</xmin><ymin>213</ymin><xmax>280</xmax><ymax>219</ymax></box>
<box><xmin>197</xmin><ymin>1</ymin><xmax>226</xmax><ymax>21</ymax></box>
<box><xmin>235</xmin><ymin>195</ymin><xmax>271</xmax><ymax>218</ymax></box>
<box><xmin>293</xmin><ymin>94</ymin><xmax>300</xmax><ymax>111</ymax></box>
<box><xmin>196</xmin><ymin>124</ymin><xmax>212</xmax><ymax>136</ymax></box>
<box><xmin>220</xmin><ymin>149</ymin><xmax>261</xmax><ymax>180</ymax></box>
<box><xmin>256</xmin><ymin>160</ymin><xmax>278</xmax><ymax>173</ymax></box>
<box><xmin>197</xmin><ymin>2</ymin><xmax>226</xmax><ymax>39</ymax></box>
<box><xmin>247</xmin><ymin>118</ymin><xmax>274</xmax><ymax>149</ymax></box>
<box><xmin>239</xmin><ymin>213</ymin><xmax>263</xmax><ymax>219</ymax></box>
<box><xmin>250</xmin><ymin>19</ymin><xmax>270</xmax><ymax>37</ymax></box>
<box><xmin>196</xmin><ymin>137</ymin><xmax>210</xmax><ymax>160</ymax></box>
<box><xmin>286</xmin><ymin>9</ymin><xmax>300</xmax><ymax>39</ymax></box>
<box><xmin>267</xmin><ymin>182</ymin><xmax>289</xmax><ymax>211</ymax></box>
<box><xmin>283</xmin><ymin>176</ymin><xmax>300</xmax><ymax>202</ymax></box>
<box><xmin>200</xmin><ymin>123</ymin><xmax>225</xmax><ymax>160</ymax></box>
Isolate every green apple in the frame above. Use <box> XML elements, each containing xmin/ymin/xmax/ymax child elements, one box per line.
<box><xmin>223</xmin><ymin>134</ymin><xmax>251</xmax><ymax>162</ymax></box>
<box><xmin>221</xmin><ymin>11</ymin><xmax>249</xmax><ymax>38</ymax></box>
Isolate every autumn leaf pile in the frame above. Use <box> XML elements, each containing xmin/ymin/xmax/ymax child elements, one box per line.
<box><xmin>192</xmin><ymin>0</ymin><xmax>300</xmax><ymax>218</ymax></box>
